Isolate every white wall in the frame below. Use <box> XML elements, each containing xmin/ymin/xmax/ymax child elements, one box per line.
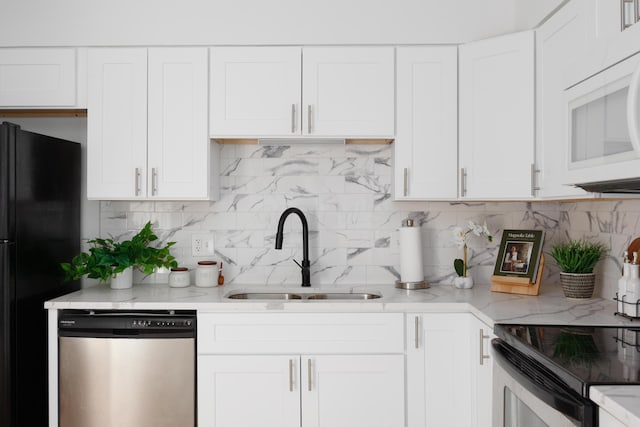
<box><xmin>0</xmin><ymin>0</ymin><xmax>527</xmax><ymax>46</ymax></box>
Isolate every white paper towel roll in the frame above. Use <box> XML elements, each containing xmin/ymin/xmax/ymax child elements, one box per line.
<box><xmin>399</xmin><ymin>224</ymin><xmax>424</xmax><ymax>283</ymax></box>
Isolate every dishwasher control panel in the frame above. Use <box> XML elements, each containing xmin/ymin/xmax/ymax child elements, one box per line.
<box><xmin>58</xmin><ymin>310</ymin><xmax>196</xmax><ymax>337</ymax></box>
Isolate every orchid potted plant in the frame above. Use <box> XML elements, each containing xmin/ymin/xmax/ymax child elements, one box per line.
<box><xmin>452</xmin><ymin>221</ymin><xmax>493</xmax><ymax>289</ymax></box>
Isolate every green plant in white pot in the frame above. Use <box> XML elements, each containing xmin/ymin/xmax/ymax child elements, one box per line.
<box><xmin>549</xmin><ymin>239</ymin><xmax>607</xmax><ymax>299</ymax></box>
<box><xmin>61</xmin><ymin>221</ymin><xmax>178</xmax><ymax>289</ymax></box>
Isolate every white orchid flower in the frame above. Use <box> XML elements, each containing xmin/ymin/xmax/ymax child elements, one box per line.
<box><xmin>452</xmin><ymin>226</ymin><xmax>466</xmax><ymax>247</ymax></box>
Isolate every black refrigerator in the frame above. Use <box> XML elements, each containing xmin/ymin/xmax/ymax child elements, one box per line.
<box><xmin>0</xmin><ymin>122</ymin><xmax>81</xmax><ymax>427</ymax></box>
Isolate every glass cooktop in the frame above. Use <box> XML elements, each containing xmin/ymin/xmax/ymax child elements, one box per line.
<box><xmin>494</xmin><ymin>324</ymin><xmax>640</xmax><ymax>397</ymax></box>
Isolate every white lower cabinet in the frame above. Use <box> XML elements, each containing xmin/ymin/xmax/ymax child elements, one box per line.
<box><xmin>470</xmin><ymin>315</ymin><xmax>495</xmax><ymax>427</ymax></box>
<box><xmin>407</xmin><ymin>313</ymin><xmax>494</xmax><ymax>427</ymax></box>
<box><xmin>198</xmin><ymin>354</ymin><xmax>404</xmax><ymax>427</ymax></box>
<box><xmin>198</xmin><ymin>355</ymin><xmax>300</xmax><ymax>427</ymax></box>
<box><xmin>197</xmin><ymin>313</ymin><xmax>405</xmax><ymax>427</ymax></box>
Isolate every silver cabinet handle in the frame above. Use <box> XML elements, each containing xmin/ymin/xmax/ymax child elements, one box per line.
<box><xmin>622</xmin><ymin>0</ymin><xmax>636</xmax><ymax>30</ymax></box>
<box><xmin>151</xmin><ymin>168</ymin><xmax>158</xmax><ymax>196</ymax></box>
<box><xmin>307</xmin><ymin>358</ymin><xmax>312</xmax><ymax>391</ymax></box>
<box><xmin>460</xmin><ymin>168</ymin><xmax>467</xmax><ymax>197</ymax></box>
<box><xmin>289</xmin><ymin>359</ymin><xmax>294</xmax><ymax>392</ymax></box>
<box><xmin>530</xmin><ymin>163</ymin><xmax>540</xmax><ymax>197</ymax></box>
<box><xmin>291</xmin><ymin>104</ymin><xmax>296</xmax><ymax>133</ymax></box>
<box><xmin>415</xmin><ymin>316</ymin><xmax>420</xmax><ymax>349</ymax></box>
<box><xmin>636</xmin><ymin>0</ymin><xmax>640</xmax><ymax>23</ymax></box>
<box><xmin>134</xmin><ymin>168</ymin><xmax>141</xmax><ymax>196</ymax></box>
<box><xmin>479</xmin><ymin>328</ymin><xmax>490</xmax><ymax>366</ymax></box>
<box><xmin>307</xmin><ymin>105</ymin><xmax>312</xmax><ymax>134</ymax></box>
<box><xmin>403</xmin><ymin>168</ymin><xmax>409</xmax><ymax>197</ymax></box>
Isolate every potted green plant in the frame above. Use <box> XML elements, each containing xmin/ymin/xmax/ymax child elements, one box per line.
<box><xmin>549</xmin><ymin>239</ymin><xmax>607</xmax><ymax>299</ymax></box>
<box><xmin>61</xmin><ymin>221</ymin><xmax>178</xmax><ymax>289</ymax></box>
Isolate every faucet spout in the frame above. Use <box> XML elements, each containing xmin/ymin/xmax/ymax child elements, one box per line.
<box><xmin>275</xmin><ymin>207</ymin><xmax>311</xmax><ymax>287</ymax></box>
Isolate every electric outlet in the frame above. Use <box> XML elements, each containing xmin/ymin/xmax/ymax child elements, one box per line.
<box><xmin>192</xmin><ymin>233</ymin><xmax>214</xmax><ymax>256</ymax></box>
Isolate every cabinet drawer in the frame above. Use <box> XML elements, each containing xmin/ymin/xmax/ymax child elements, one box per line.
<box><xmin>197</xmin><ymin>313</ymin><xmax>404</xmax><ymax>354</ymax></box>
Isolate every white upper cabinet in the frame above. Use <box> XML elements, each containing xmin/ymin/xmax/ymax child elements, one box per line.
<box><xmin>87</xmin><ymin>48</ymin><xmax>148</xmax><ymax>199</ymax></box>
<box><xmin>148</xmin><ymin>48</ymin><xmax>210</xmax><ymax>199</ymax></box>
<box><xmin>88</xmin><ymin>47</ymin><xmax>214</xmax><ymax>200</ymax></box>
<box><xmin>536</xmin><ymin>0</ymin><xmax>596</xmax><ymax>198</ymax></box>
<box><xmin>209</xmin><ymin>46</ymin><xmax>394</xmax><ymax>138</ymax></box>
<box><xmin>0</xmin><ymin>48</ymin><xmax>77</xmax><ymax>107</ymax></box>
<box><xmin>210</xmin><ymin>47</ymin><xmax>302</xmax><ymax>136</ymax></box>
<box><xmin>394</xmin><ymin>47</ymin><xmax>458</xmax><ymax>200</ymax></box>
<box><xmin>302</xmin><ymin>47</ymin><xmax>394</xmax><ymax>137</ymax></box>
<box><xmin>459</xmin><ymin>30</ymin><xmax>535</xmax><ymax>199</ymax></box>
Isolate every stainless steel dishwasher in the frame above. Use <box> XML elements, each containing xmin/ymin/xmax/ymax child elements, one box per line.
<box><xmin>58</xmin><ymin>310</ymin><xmax>196</xmax><ymax>427</ymax></box>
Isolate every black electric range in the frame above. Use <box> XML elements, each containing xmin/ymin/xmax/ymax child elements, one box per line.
<box><xmin>494</xmin><ymin>324</ymin><xmax>640</xmax><ymax>398</ymax></box>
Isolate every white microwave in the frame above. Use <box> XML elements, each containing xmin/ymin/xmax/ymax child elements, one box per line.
<box><xmin>565</xmin><ymin>51</ymin><xmax>640</xmax><ymax>187</ymax></box>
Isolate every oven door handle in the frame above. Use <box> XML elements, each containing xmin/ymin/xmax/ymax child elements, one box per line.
<box><xmin>492</xmin><ymin>339</ymin><xmax>596</xmax><ymax>427</ymax></box>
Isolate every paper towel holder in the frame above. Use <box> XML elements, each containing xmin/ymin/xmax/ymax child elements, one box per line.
<box><xmin>396</xmin><ymin>218</ymin><xmax>430</xmax><ymax>290</ymax></box>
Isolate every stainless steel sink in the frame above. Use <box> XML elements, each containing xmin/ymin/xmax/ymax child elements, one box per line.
<box><xmin>305</xmin><ymin>293</ymin><xmax>381</xmax><ymax>300</ymax></box>
<box><xmin>226</xmin><ymin>292</ymin><xmax>303</xmax><ymax>300</ymax></box>
<box><xmin>224</xmin><ymin>290</ymin><xmax>382</xmax><ymax>301</ymax></box>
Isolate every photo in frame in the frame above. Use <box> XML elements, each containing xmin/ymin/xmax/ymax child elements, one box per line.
<box><xmin>493</xmin><ymin>229</ymin><xmax>545</xmax><ymax>283</ymax></box>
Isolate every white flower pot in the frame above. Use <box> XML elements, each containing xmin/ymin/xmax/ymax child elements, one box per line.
<box><xmin>110</xmin><ymin>267</ymin><xmax>133</xmax><ymax>290</ymax></box>
<box><xmin>454</xmin><ymin>276</ymin><xmax>474</xmax><ymax>289</ymax></box>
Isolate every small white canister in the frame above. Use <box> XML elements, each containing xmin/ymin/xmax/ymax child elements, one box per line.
<box><xmin>195</xmin><ymin>261</ymin><xmax>218</xmax><ymax>287</ymax></box>
<box><xmin>168</xmin><ymin>267</ymin><xmax>190</xmax><ymax>288</ymax></box>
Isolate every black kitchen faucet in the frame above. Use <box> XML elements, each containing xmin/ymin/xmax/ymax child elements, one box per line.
<box><xmin>275</xmin><ymin>207</ymin><xmax>311</xmax><ymax>287</ymax></box>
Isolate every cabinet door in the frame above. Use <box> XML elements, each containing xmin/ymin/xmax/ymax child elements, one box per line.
<box><xmin>459</xmin><ymin>31</ymin><xmax>535</xmax><ymax>199</ymax></box>
<box><xmin>395</xmin><ymin>47</ymin><xmax>458</xmax><ymax>200</ymax></box>
<box><xmin>536</xmin><ymin>0</ymin><xmax>595</xmax><ymax>198</ymax></box>
<box><xmin>470</xmin><ymin>315</ymin><xmax>496</xmax><ymax>427</ymax></box>
<box><xmin>301</xmin><ymin>355</ymin><xmax>404</xmax><ymax>427</ymax></box>
<box><xmin>87</xmin><ymin>48</ymin><xmax>148</xmax><ymax>199</ymax></box>
<box><xmin>148</xmin><ymin>47</ymin><xmax>209</xmax><ymax>199</ymax></box>
<box><xmin>302</xmin><ymin>47</ymin><xmax>394</xmax><ymax>137</ymax></box>
<box><xmin>198</xmin><ymin>355</ymin><xmax>300</xmax><ymax>427</ymax></box>
<box><xmin>210</xmin><ymin>47</ymin><xmax>302</xmax><ymax>137</ymax></box>
<box><xmin>407</xmin><ymin>313</ymin><xmax>473</xmax><ymax>427</ymax></box>
<box><xmin>0</xmin><ymin>48</ymin><xmax>76</xmax><ymax>106</ymax></box>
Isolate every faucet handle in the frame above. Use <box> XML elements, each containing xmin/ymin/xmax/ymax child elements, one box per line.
<box><xmin>293</xmin><ymin>259</ymin><xmax>302</xmax><ymax>269</ymax></box>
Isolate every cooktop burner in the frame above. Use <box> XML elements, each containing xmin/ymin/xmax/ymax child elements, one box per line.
<box><xmin>494</xmin><ymin>324</ymin><xmax>640</xmax><ymax>397</ymax></box>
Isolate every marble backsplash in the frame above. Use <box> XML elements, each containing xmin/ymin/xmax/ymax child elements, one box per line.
<box><xmin>99</xmin><ymin>143</ymin><xmax>636</xmax><ymax>298</ymax></box>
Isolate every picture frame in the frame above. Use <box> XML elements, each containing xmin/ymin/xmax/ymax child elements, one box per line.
<box><xmin>493</xmin><ymin>229</ymin><xmax>545</xmax><ymax>283</ymax></box>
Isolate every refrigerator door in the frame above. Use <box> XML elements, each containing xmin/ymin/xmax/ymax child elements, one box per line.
<box><xmin>14</xmin><ymin>124</ymin><xmax>80</xmax><ymax>298</ymax></box>
<box><xmin>0</xmin><ymin>123</ymin><xmax>14</xmax><ymax>241</ymax></box>
<box><xmin>0</xmin><ymin>241</ymin><xmax>16</xmax><ymax>427</ymax></box>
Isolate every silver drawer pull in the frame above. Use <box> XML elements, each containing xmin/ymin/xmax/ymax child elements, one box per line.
<box><xmin>307</xmin><ymin>358</ymin><xmax>312</xmax><ymax>391</ymax></box>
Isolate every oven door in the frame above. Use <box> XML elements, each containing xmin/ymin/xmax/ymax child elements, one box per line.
<box><xmin>492</xmin><ymin>339</ymin><xmax>596</xmax><ymax>427</ymax></box>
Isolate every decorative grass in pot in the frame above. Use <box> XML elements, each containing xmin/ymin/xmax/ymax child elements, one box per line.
<box><xmin>61</xmin><ymin>221</ymin><xmax>178</xmax><ymax>289</ymax></box>
<box><xmin>549</xmin><ymin>239</ymin><xmax>607</xmax><ymax>299</ymax></box>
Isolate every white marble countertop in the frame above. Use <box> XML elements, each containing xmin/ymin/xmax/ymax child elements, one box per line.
<box><xmin>45</xmin><ymin>281</ymin><xmax>634</xmax><ymax>327</ymax></box>
<box><xmin>590</xmin><ymin>386</ymin><xmax>640</xmax><ymax>426</ymax></box>
<box><xmin>46</xmin><ymin>282</ymin><xmax>640</xmax><ymax>422</ymax></box>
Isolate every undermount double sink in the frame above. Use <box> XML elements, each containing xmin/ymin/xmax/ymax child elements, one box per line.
<box><xmin>225</xmin><ymin>289</ymin><xmax>382</xmax><ymax>301</ymax></box>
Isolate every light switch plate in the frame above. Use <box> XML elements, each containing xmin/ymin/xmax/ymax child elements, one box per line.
<box><xmin>192</xmin><ymin>233</ymin><xmax>214</xmax><ymax>256</ymax></box>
